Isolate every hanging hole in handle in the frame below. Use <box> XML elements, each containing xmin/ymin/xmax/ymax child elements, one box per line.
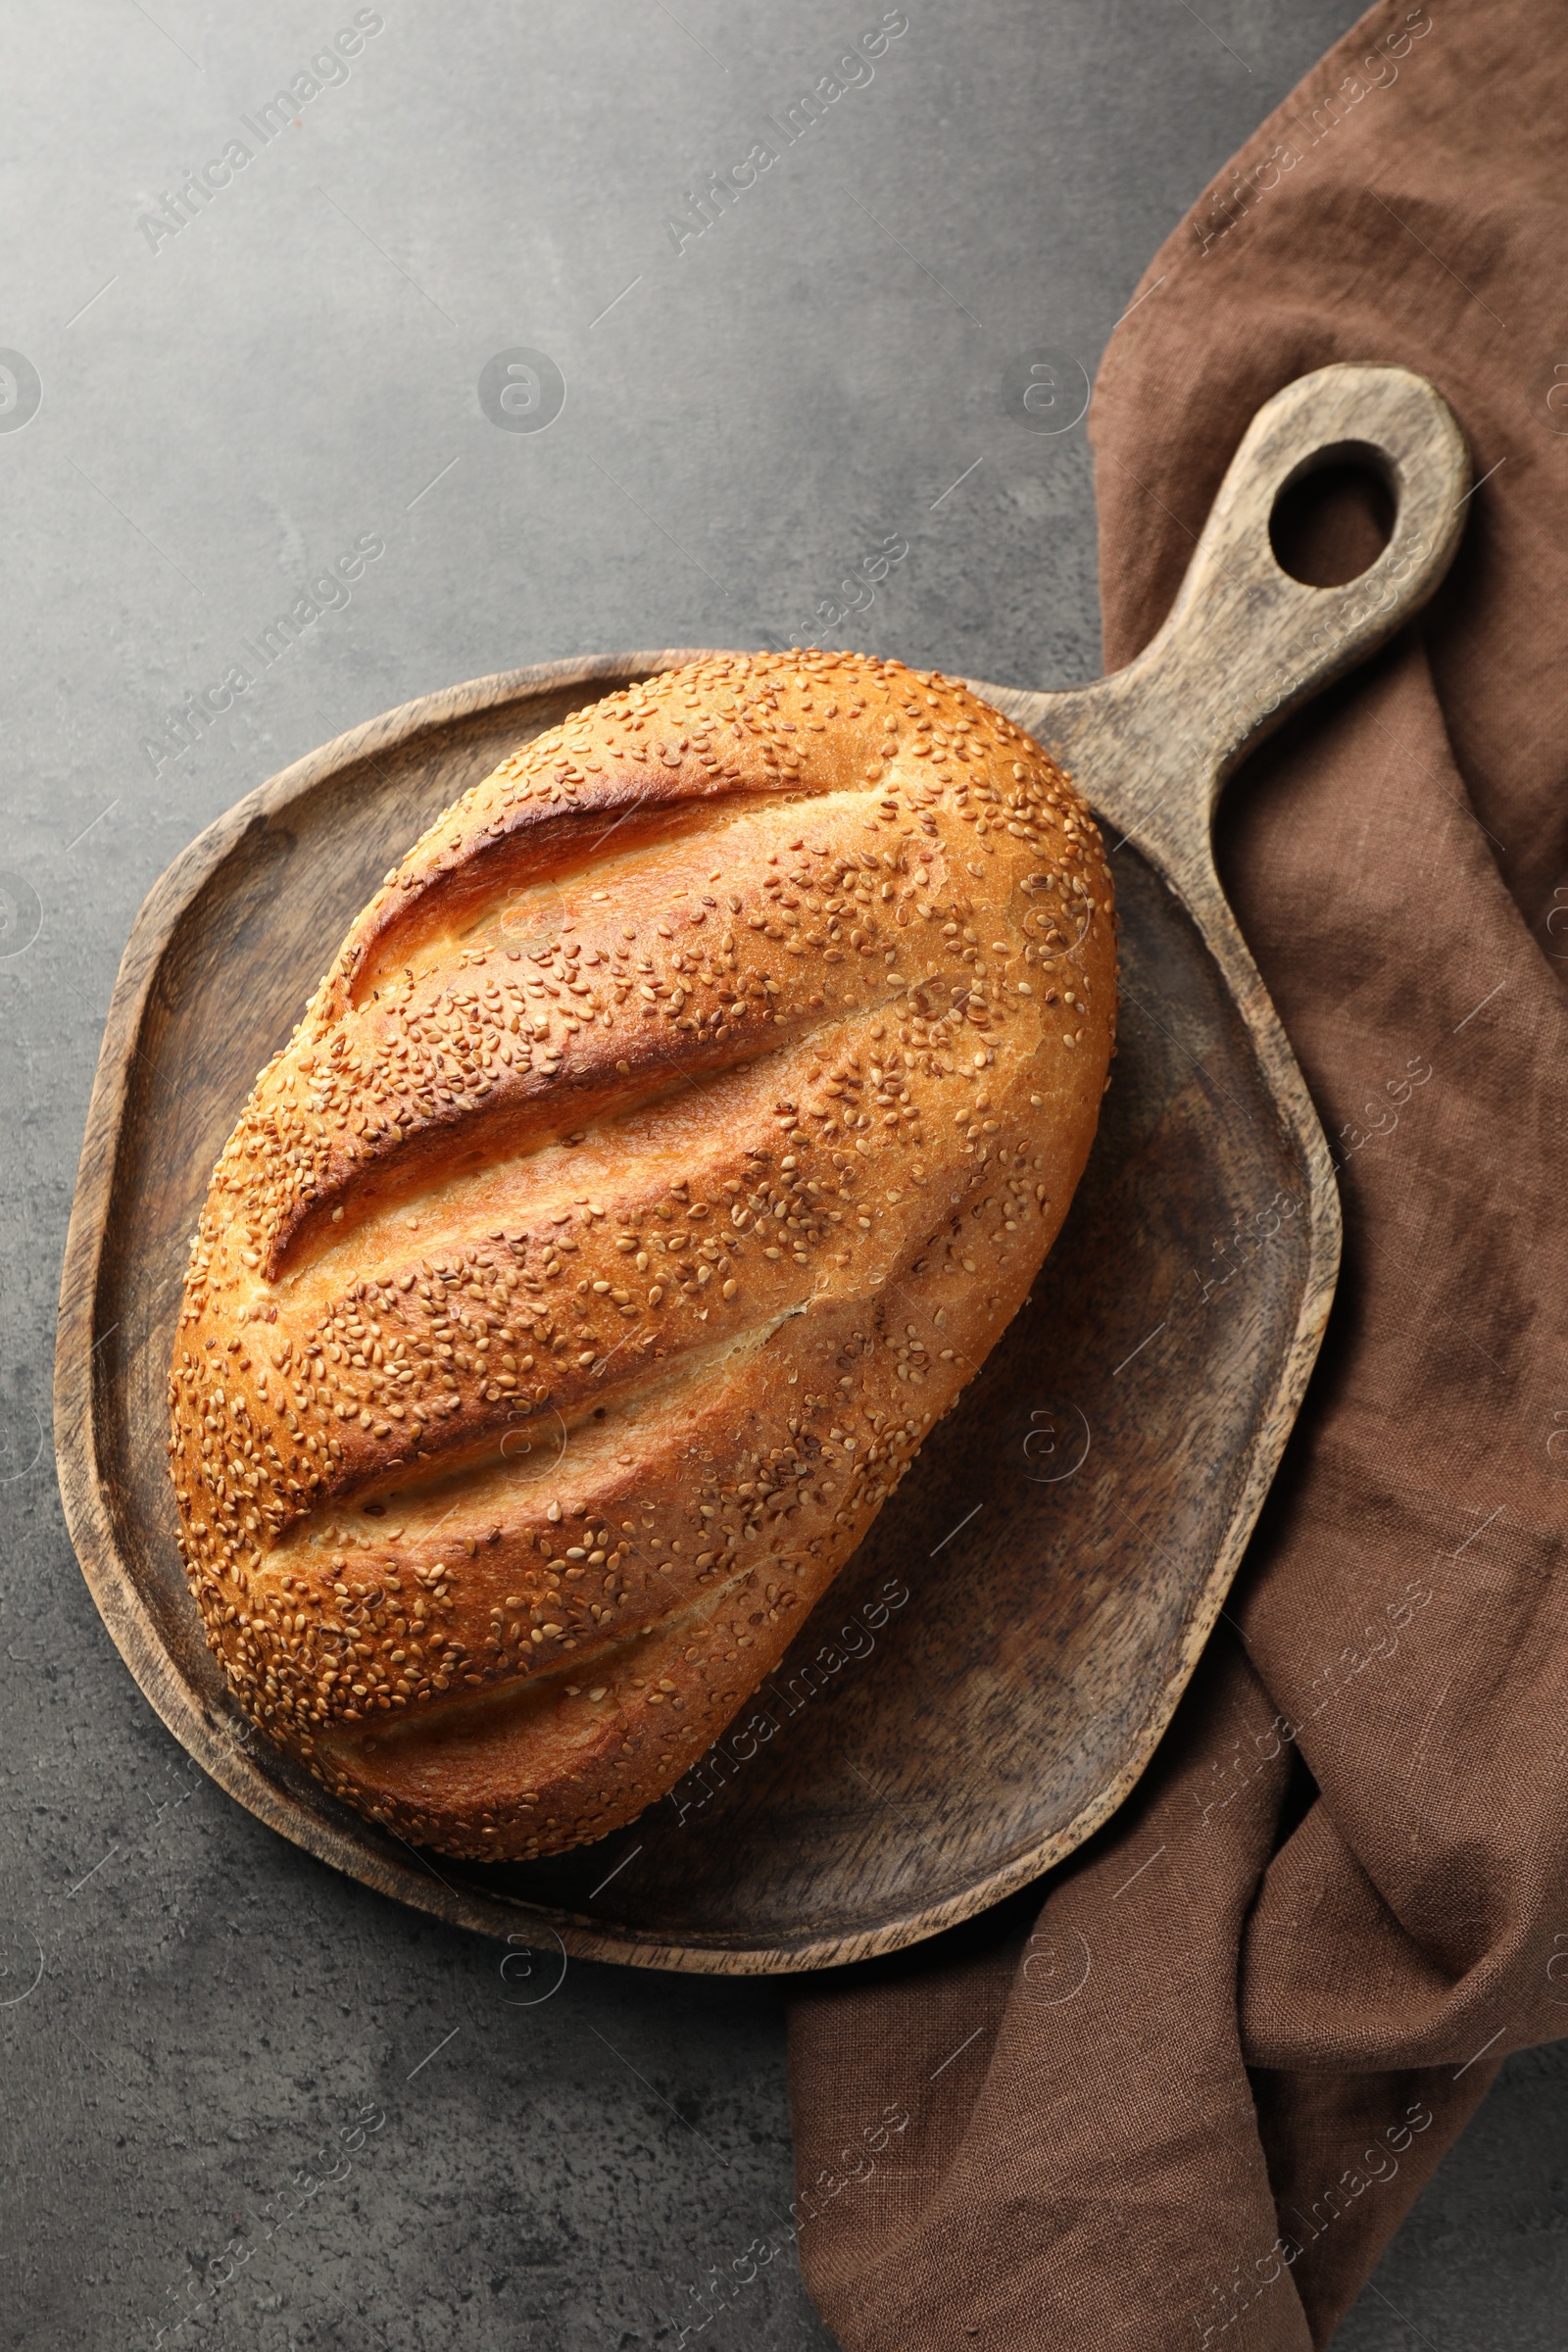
<box><xmin>1268</xmin><ymin>440</ymin><xmax>1396</xmax><ymax>588</ymax></box>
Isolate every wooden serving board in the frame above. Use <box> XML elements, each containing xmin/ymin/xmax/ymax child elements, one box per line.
<box><xmin>56</xmin><ymin>365</ymin><xmax>1467</xmax><ymax>1973</ymax></box>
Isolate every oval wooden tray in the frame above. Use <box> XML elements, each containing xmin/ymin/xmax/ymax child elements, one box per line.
<box><xmin>56</xmin><ymin>365</ymin><xmax>1467</xmax><ymax>1973</ymax></box>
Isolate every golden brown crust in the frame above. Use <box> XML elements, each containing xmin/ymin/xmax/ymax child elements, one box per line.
<box><xmin>167</xmin><ymin>650</ymin><xmax>1116</xmax><ymax>1859</ymax></box>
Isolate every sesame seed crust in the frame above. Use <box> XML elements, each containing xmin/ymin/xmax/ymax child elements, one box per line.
<box><xmin>168</xmin><ymin>649</ymin><xmax>1116</xmax><ymax>1860</ymax></box>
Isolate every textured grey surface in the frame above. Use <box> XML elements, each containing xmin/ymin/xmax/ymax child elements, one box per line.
<box><xmin>2</xmin><ymin>3</ymin><xmax>1562</xmax><ymax>2346</ymax></box>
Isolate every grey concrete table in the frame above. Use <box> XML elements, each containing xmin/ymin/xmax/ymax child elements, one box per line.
<box><xmin>1</xmin><ymin>4</ymin><xmax>1561</xmax><ymax>2346</ymax></box>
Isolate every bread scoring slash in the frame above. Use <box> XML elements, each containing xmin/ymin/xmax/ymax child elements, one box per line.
<box><xmin>167</xmin><ymin>650</ymin><xmax>1116</xmax><ymax>1860</ymax></box>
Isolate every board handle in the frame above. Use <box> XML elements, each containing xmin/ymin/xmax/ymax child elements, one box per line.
<box><xmin>1138</xmin><ymin>361</ymin><xmax>1467</xmax><ymax>796</ymax></box>
<box><xmin>1006</xmin><ymin>362</ymin><xmax>1470</xmax><ymax>874</ymax></box>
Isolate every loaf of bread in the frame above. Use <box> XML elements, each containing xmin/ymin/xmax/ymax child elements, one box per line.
<box><xmin>168</xmin><ymin>650</ymin><xmax>1115</xmax><ymax>1860</ymax></box>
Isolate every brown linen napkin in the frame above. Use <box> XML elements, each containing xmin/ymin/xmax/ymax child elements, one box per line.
<box><xmin>787</xmin><ymin>2</ymin><xmax>1568</xmax><ymax>2343</ymax></box>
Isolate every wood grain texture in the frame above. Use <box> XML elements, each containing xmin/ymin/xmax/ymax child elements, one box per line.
<box><xmin>55</xmin><ymin>364</ymin><xmax>1469</xmax><ymax>1973</ymax></box>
